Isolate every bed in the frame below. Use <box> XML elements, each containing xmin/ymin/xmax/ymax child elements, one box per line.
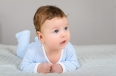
<box><xmin>0</xmin><ymin>44</ymin><xmax>116</xmax><ymax>76</ymax></box>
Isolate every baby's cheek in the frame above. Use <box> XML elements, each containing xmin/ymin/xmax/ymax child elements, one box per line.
<box><xmin>51</xmin><ymin>39</ymin><xmax>57</xmax><ymax>45</ymax></box>
<box><xmin>50</xmin><ymin>38</ymin><xmax>58</xmax><ymax>45</ymax></box>
<box><xmin>67</xmin><ymin>32</ymin><xmax>70</xmax><ymax>40</ymax></box>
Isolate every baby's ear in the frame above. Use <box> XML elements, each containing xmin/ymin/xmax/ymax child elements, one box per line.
<box><xmin>36</xmin><ymin>31</ymin><xmax>44</xmax><ymax>43</ymax></box>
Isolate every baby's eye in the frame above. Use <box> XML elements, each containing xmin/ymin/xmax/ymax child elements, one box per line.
<box><xmin>54</xmin><ymin>29</ymin><xmax>59</xmax><ymax>33</ymax></box>
<box><xmin>64</xmin><ymin>27</ymin><xmax>68</xmax><ymax>30</ymax></box>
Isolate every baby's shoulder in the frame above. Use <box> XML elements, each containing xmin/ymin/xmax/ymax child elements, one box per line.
<box><xmin>28</xmin><ymin>41</ymin><xmax>42</xmax><ymax>51</ymax></box>
<box><xmin>63</xmin><ymin>42</ymin><xmax>75</xmax><ymax>54</ymax></box>
<box><xmin>65</xmin><ymin>42</ymin><xmax>74</xmax><ymax>50</ymax></box>
<box><xmin>63</xmin><ymin>42</ymin><xmax>76</xmax><ymax>56</ymax></box>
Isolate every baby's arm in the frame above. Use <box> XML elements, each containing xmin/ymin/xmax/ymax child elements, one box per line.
<box><xmin>20</xmin><ymin>48</ymin><xmax>39</xmax><ymax>73</ymax></box>
<box><xmin>57</xmin><ymin>42</ymin><xmax>80</xmax><ymax>72</ymax></box>
<box><xmin>20</xmin><ymin>48</ymin><xmax>51</xmax><ymax>73</ymax></box>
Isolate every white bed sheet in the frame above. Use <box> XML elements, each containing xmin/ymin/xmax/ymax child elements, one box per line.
<box><xmin>0</xmin><ymin>44</ymin><xmax>116</xmax><ymax>76</ymax></box>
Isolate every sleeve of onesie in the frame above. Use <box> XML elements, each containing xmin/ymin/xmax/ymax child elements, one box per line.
<box><xmin>57</xmin><ymin>42</ymin><xmax>80</xmax><ymax>72</ymax></box>
<box><xmin>20</xmin><ymin>48</ymin><xmax>40</xmax><ymax>73</ymax></box>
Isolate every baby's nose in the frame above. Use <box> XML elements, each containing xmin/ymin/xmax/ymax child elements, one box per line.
<box><xmin>61</xmin><ymin>31</ymin><xmax>66</xmax><ymax>38</ymax></box>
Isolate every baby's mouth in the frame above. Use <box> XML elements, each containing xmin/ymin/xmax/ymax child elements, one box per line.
<box><xmin>60</xmin><ymin>40</ymin><xmax>66</xmax><ymax>44</ymax></box>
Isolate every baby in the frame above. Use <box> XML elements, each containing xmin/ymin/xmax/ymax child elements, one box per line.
<box><xmin>16</xmin><ymin>5</ymin><xmax>80</xmax><ymax>74</ymax></box>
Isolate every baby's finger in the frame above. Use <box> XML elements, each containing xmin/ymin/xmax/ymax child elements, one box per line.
<box><xmin>47</xmin><ymin>67</ymin><xmax>51</xmax><ymax>71</ymax></box>
<box><xmin>46</xmin><ymin>69</ymin><xmax>51</xmax><ymax>73</ymax></box>
<box><xmin>51</xmin><ymin>70</ymin><xmax>56</xmax><ymax>73</ymax></box>
<box><xmin>44</xmin><ymin>70</ymin><xmax>50</xmax><ymax>74</ymax></box>
<box><xmin>47</xmin><ymin>64</ymin><xmax>52</xmax><ymax>67</ymax></box>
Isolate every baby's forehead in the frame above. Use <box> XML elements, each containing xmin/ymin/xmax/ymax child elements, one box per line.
<box><xmin>50</xmin><ymin>18</ymin><xmax>67</xmax><ymax>24</ymax></box>
<box><xmin>41</xmin><ymin>17</ymin><xmax>68</xmax><ymax>30</ymax></box>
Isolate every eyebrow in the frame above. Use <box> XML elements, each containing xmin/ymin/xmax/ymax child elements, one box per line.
<box><xmin>52</xmin><ymin>24</ymin><xmax>69</xmax><ymax>30</ymax></box>
<box><xmin>52</xmin><ymin>26</ymin><xmax>59</xmax><ymax>29</ymax></box>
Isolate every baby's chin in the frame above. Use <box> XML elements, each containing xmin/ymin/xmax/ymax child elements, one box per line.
<box><xmin>52</xmin><ymin>45</ymin><xmax>66</xmax><ymax>50</ymax></box>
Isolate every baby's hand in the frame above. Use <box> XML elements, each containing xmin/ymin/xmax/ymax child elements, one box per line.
<box><xmin>51</xmin><ymin>64</ymin><xmax>63</xmax><ymax>73</ymax></box>
<box><xmin>37</xmin><ymin>63</ymin><xmax>52</xmax><ymax>74</ymax></box>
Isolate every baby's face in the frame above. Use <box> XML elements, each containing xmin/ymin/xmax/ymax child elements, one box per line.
<box><xmin>41</xmin><ymin>17</ymin><xmax>70</xmax><ymax>50</ymax></box>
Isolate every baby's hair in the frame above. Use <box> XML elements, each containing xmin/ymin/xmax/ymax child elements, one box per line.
<box><xmin>33</xmin><ymin>5</ymin><xmax>67</xmax><ymax>32</ymax></box>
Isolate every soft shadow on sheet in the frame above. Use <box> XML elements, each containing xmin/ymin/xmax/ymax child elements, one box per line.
<box><xmin>0</xmin><ymin>24</ymin><xmax>2</xmax><ymax>43</ymax></box>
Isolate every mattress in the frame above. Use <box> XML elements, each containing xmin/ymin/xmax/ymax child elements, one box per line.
<box><xmin>0</xmin><ymin>44</ymin><xmax>116</xmax><ymax>76</ymax></box>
